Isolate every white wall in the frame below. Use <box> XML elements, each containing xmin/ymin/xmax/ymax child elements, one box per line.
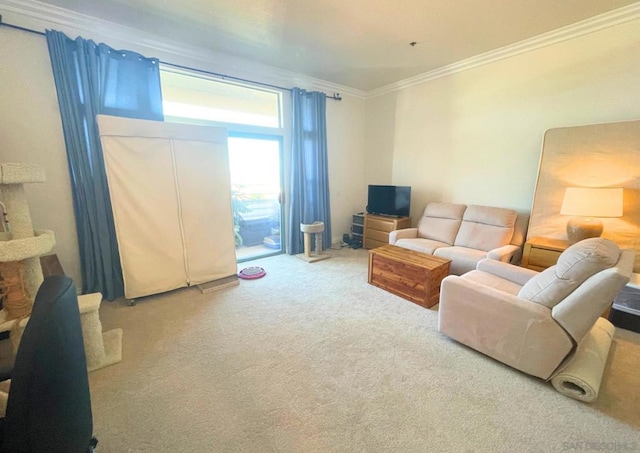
<box><xmin>326</xmin><ymin>96</ymin><xmax>367</xmax><ymax>241</ymax></box>
<box><xmin>366</xmin><ymin>18</ymin><xmax>640</xmax><ymax>222</ymax></box>
<box><xmin>0</xmin><ymin>25</ymin><xmax>366</xmax><ymax>290</ymax></box>
<box><xmin>363</xmin><ymin>94</ymin><xmax>397</xmax><ymax>186</ymax></box>
<box><xmin>0</xmin><ymin>28</ymin><xmax>82</xmax><ymax>285</ymax></box>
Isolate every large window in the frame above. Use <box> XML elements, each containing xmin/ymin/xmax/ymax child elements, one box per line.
<box><xmin>160</xmin><ymin>66</ymin><xmax>286</xmax><ymax>262</ymax></box>
<box><xmin>160</xmin><ymin>68</ymin><xmax>282</xmax><ymax>128</ymax></box>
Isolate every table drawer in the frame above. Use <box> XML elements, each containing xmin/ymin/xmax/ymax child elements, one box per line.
<box><xmin>528</xmin><ymin>247</ymin><xmax>562</xmax><ymax>269</ymax></box>
<box><xmin>366</xmin><ymin>217</ymin><xmax>396</xmax><ymax>232</ymax></box>
<box><xmin>365</xmin><ymin>237</ymin><xmax>388</xmax><ymax>249</ymax></box>
<box><xmin>367</xmin><ymin>229</ymin><xmax>390</xmax><ymax>243</ymax></box>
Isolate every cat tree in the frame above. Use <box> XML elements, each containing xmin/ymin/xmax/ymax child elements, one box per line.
<box><xmin>0</xmin><ymin>163</ymin><xmax>121</xmax><ymax>371</ymax></box>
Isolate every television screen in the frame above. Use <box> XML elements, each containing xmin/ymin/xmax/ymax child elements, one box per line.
<box><xmin>366</xmin><ymin>185</ymin><xmax>411</xmax><ymax>217</ymax></box>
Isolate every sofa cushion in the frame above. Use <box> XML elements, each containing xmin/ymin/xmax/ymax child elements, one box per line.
<box><xmin>454</xmin><ymin>205</ymin><xmax>516</xmax><ymax>252</ymax></box>
<box><xmin>518</xmin><ymin>238</ymin><xmax>620</xmax><ymax>308</ymax></box>
<box><xmin>434</xmin><ymin>246</ymin><xmax>488</xmax><ymax>275</ymax></box>
<box><xmin>417</xmin><ymin>202</ymin><xmax>466</xmax><ymax>245</ymax></box>
<box><xmin>394</xmin><ymin>238</ymin><xmax>450</xmax><ymax>255</ymax></box>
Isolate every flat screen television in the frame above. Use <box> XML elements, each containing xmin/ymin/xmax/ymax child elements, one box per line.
<box><xmin>366</xmin><ymin>185</ymin><xmax>411</xmax><ymax>217</ymax></box>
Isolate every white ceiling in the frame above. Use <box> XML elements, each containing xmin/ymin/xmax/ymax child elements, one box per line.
<box><xmin>33</xmin><ymin>0</ymin><xmax>640</xmax><ymax>91</ymax></box>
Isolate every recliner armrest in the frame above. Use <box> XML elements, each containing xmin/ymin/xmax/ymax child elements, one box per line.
<box><xmin>476</xmin><ymin>259</ymin><xmax>539</xmax><ymax>286</ymax></box>
<box><xmin>487</xmin><ymin>244</ymin><xmax>523</xmax><ymax>264</ymax></box>
<box><xmin>389</xmin><ymin>228</ymin><xmax>418</xmax><ymax>245</ymax></box>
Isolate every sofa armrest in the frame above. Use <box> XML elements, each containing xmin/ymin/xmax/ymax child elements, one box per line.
<box><xmin>438</xmin><ymin>275</ymin><xmax>573</xmax><ymax>379</ymax></box>
<box><xmin>476</xmin><ymin>259</ymin><xmax>539</xmax><ymax>286</ymax></box>
<box><xmin>487</xmin><ymin>244</ymin><xmax>523</xmax><ymax>264</ymax></box>
<box><xmin>389</xmin><ymin>228</ymin><xmax>418</xmax><ymax>245</ymax></box>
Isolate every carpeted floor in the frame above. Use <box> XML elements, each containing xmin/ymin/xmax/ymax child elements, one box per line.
<box><xmin>91</xmin><ymin>247</ymin><xmax>640</xmax><ymax>452</ymax></box>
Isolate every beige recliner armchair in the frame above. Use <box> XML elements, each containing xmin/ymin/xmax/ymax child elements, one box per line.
<box><xmin>438</xmin><ymin>237</ymin><xmax>634</xmax><ymax>382</ymax></box>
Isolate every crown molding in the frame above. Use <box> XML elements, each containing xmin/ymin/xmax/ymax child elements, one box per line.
<box><xmin>366</xmin><ymin>2</ymin><xmax>640</xmax><ymax>99</ymax></box>
<box><xmin>0</xmin><ymin>0</ymin><xmax>367</xmax><ymax>99</ymax></box>
<box><xmin>2</xmin><ymin>0</ymin><xmax>638</xmax><ymax>100</ymax></box>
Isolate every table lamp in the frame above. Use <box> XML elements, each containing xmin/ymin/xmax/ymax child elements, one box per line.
<box><xmin>560</xmin><ymin>187</ymin><xmax>623</xmax><ymax>244</ymax></box>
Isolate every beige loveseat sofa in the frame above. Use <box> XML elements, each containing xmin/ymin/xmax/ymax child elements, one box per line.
<box><xmin>389</xmin><ymin>202</ymin><xmax>528</xmax><ymax>275</ymax></box>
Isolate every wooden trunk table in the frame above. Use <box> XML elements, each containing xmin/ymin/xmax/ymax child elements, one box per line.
<box><xmin>368</xmin><ymin>244</ymin><xmax>451</xmax><ymax>308</ymax></box>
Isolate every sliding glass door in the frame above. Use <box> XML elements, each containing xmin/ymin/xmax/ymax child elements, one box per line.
<box><xmin>228</xmin><ymin>134</ymin><xmax>284</xmax><ymax>261</ymax></box>
<box><xmin>160</xmin><ymin>66</ymin><xmax>286</xmax><ymax>263</ymax></box>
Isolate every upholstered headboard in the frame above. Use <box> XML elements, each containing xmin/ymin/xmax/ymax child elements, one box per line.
<box><xmin>528</xmin><ymin>119</ymin><xmax>640</xmax><ymax>272</ymax></box>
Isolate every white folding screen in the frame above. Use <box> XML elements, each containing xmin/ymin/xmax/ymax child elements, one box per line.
<box><xmin>96</xmin><ymin>114</ymin><xmax>237</xmax><ymax>299</ymax></box>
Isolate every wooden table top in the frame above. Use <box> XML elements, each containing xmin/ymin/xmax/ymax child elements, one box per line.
<box><xmin>369</xmin><ymin>244</ymin><xmax>451</xmax><ymax>269</ymax></box>
<box><xmin>526</xmin><ymin>236</ymin><xmax>570</xmax><ymax>251</ymax></box>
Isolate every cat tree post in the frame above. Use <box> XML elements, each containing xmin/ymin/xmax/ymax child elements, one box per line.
<box><xmin>0</xmin><ymin>162</ymin><xmax>122</xmax><ymax>371</ymax></box>
<box><xmin>0</xmin><ymin>164</ymin><xmax>54</xmax><ymax>295</ymax></box>
<box><xmin>0</xmin><ymin>163</ymin><xmax>55</xmax><ymax>360</ymax></box>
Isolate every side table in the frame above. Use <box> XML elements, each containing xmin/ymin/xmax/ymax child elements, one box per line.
<box><xmin>364</xmin><ymin>215</ymin><xmax>411</xmax><ymax>249</ymax></box>
<box><xmin>521</xmin><ymin>237</ymin><xmax>569</xmax><ymax>272</ymax></box>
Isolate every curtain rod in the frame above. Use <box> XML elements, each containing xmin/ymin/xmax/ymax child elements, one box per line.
<box><xmin>161</xmin><ymin>61</ymin><xmax>342</xmax><ymax>101</ymax></box>
<box><xmin>0</xmin><ymin>16</ymin><xmax>45</xmax><ymax>36</ymax></box>
<box><xmin>0</xmin><ymin>16</ymin><xmax>342</xmax><ymax>101</ymax></box>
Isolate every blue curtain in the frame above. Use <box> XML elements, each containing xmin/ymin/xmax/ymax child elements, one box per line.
<box><xmin>288</xmin><ymin>88</ymin><xmax>332</xmax><ymax>254</ymax></box>
<box><xmin>46</xmin><ymin>30</ymin><xmax>163</xmax><ymax>300</ymax></box>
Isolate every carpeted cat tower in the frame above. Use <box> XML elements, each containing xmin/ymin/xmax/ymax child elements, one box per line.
<box><xmin>297</xmin><ymin>221</ymin><xmax>330</xmax><ymax>262</ymax></box>
<box><xmin>0</xmin><ymin>163</ymin><xmax>121</xmax><ymax>372</ymax></box>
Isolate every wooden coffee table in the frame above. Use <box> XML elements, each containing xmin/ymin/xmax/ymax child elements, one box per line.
<box><xmin>368</xmin><ymin>244</ymin><xmax>451</xmax><ymax>308</ymax></box>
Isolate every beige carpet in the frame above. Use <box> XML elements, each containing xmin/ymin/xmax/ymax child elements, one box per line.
<box><xmin>91</xmin><ymin>248</ymin><xmax>640</xmax><ymax>452</ymax></box>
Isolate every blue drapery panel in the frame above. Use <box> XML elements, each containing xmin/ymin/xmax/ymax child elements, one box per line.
<box><xmin>288</xmin><ymin>88</ymin><xmax>332</xmax><ymax>254</ymax></box>
<box><xmin>46</xmin><ymin>30</ymin><xmax>163</xmax><ymax>300</ymax></box>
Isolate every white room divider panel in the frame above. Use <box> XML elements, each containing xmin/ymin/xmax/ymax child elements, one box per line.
<box><xmin>96</xmin><ymin>115</ymin><xmax>237</xmax><ymax>299</ymax></box>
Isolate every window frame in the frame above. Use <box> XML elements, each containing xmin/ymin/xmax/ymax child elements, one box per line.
<box><xmin>158</xmin><ymin>65</ymin><xmax>292</xmax><ymax>258</ymax></box>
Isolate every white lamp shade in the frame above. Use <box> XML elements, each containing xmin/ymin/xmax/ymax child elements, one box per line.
<box><xmin>560</xmin><ymin>187</ymin><xmax>623</xmax><ymax>218</ymax></box>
